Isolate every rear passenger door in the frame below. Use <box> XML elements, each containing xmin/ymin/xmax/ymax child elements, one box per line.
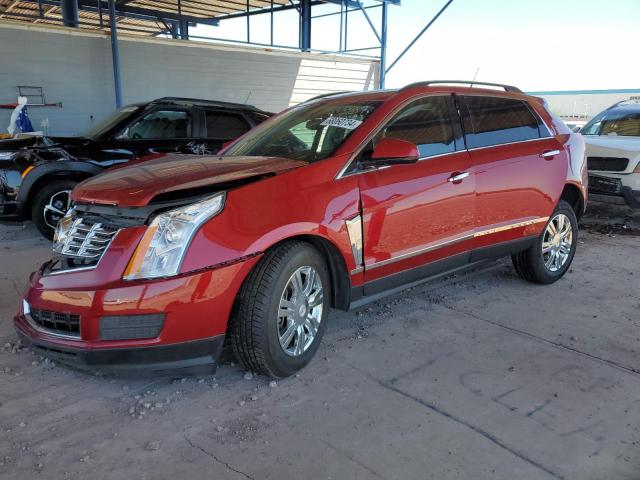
<box><xmin>458</xmin><ymin>95</ymin><xmax>567</xmax><ymax>255</ymax></box>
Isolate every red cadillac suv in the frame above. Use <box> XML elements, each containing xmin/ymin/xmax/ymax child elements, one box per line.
<box><xmin>15</xmin><ymin>81</ymin><xmax>587</xmax><ymax>377</ymax></box>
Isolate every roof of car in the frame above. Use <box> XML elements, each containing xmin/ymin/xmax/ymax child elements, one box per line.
<box><xmin>606</xmin><ymin>101</ymin><xmax>640</xmax><ymax>113</ymax></box>
<box><xmin>303</xmin><ymin>81</ymin><xmax>531</xmax><ymax>106</ymax></box>
<box><xmin>125</xmin><ymin>97</ymin><xmax>271</xmax><ymax>112</ymax></box>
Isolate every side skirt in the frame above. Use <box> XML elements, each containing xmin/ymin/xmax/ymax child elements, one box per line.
<box><xmin>348</xmin><ymin>235</ymin><xmax>538</xmax><ymax>310</ymax></box>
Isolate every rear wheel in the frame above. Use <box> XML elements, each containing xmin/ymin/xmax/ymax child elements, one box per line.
<box><xmin>31</xmin><ymin>180</ymin><xmax>77</xmax><ymax>240</ymax></box>
<box><xmin>512</xmin><ymin>200</ymin><xmax>578</xmax><ymax>284</ymax></box>
<box><xmin>229</xmin><ymin>241</ymin><xmax>330</xmax><ymax>378</ymax></box>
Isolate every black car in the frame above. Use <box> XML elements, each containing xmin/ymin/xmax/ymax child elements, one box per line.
<box><xmin>0</xmin><ymin>97</ymin><xmax>272</xmax><ymax>238</ymax></box>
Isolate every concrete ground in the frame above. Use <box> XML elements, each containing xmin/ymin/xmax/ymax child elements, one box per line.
<box><xmin>0</xmin><ymin>202</ymin><xmax>639</xmax><ymax>480</ymax></box>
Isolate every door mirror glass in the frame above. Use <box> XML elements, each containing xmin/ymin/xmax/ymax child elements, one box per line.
<box><xmin>367</xmin><ymin>138</ymin><xmax>419</xmax><ymax>166</ymax></box>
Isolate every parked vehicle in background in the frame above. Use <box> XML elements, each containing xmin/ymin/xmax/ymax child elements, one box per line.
<box><xmin>564</xmin><ymin>119</ymin><xmax>587</xmax><ymax>132</ymax></box>
<box><xmin>581</xmin><ymin>100</ymin><xmax>640</xmax><ymax>207</ymax></box>
<box><xmin>15</xmin><ymin>81</ymin><xmax>587</xmax><ymax>378</ymax></box>
<box><xmin>0</xmin><ymin>97</ymin><xmax>272</xmax><ymax>238</ymax></box>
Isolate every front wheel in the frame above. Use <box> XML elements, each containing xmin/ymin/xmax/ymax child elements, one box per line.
<box><xmin>31</xmin><ymin>180</ymin><xmax>77</xmax><ymax>240</ymax></box>
<box><xmin>512</xmin><ymin>200</ymin><xmax>578</xmax><ymax>284</ymax></box>
<box><xmin>229</xmin><ymin>241</ymin><xmax>330</xmax><ymax>378</ymax></box>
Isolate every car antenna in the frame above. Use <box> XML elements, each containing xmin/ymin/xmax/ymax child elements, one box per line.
<box><xmin>470</xmin><ymin>67</ymin><xmax>480</xmax><ymax>88</ymax></box>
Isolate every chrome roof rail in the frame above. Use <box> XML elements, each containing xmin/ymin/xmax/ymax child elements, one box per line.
<box><xmin>401</xmin><ymin>80</ymin><xmax>523</xmax><ymax>94</ymax></box>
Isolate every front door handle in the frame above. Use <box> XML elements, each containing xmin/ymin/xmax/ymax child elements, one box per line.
<box><xmin>540</xmin><ymin>149</ymin><xmax>560</xmax><ymax>160</ymax></box>
<box><xmin>448</xmin><ymin>171</ymin><xmax>470</xmax><ymax>184</ymax></box>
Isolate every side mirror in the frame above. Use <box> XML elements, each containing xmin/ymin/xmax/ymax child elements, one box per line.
<box><xmin>572</xmin><ymin>126</ymin><xmax>582</xmax><ymax>133</ymax></box>
<box><xmin>365</xmin><ymin>138</ymin><xmax>419</xmax><ymax>167</ymax></box>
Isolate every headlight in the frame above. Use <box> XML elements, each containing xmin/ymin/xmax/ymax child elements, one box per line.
<box><xmin>123</xmin><ymin>193</ymin><xmax>225</xmax><ymax>280</ymax></box>
<box><xmin>0</xmin><ymin>151</ymin><xmax>15</xmax><ymax>160</ymax></box>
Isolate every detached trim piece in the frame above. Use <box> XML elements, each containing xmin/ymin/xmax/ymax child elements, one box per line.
<box><xmin>346</xmin><ymin>215</ymin><xmax>364</xmax><ymax>274</ymax></box>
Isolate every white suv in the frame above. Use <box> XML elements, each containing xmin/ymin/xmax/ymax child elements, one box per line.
<box><xmin>582</xmin><ymin>100</ymin><xmax>640</xmax><ymax>208</ymax></box>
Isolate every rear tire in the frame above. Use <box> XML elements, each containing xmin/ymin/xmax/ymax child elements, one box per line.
<box><xmin>512</xmin><ymin>200</ymin><xmax>578</xmax><ymax>284</ymax></box>
<box><xmin>229</xmin><ymin>241</ymin><xmax>331</xmax><ymax>378</ymax></box>
<box><xmin>31</xmin><ymin>180</ymin><xmax>77</xmax><ymax>240</ymax></box>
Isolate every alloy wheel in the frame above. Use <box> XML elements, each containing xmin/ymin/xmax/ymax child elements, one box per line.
<box><xmin>542</xmin><ymin>213</ymin><xmax>573</xmax><ymax>272</ymax></box>
<box><xmin>43</xmin><ymin>190</ymin><xmax>72</xmax><ymax>230</ymax></box>
<box><xmin>277</xmin><ymin>266</ymin><xmax>324</xmax><ymax>357</ymax></box>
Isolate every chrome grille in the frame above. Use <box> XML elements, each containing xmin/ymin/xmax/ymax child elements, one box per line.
<box><xmin>53</xmin><ymin>216</ymin><xmax>119</xmax><ymax>260</ymax></box>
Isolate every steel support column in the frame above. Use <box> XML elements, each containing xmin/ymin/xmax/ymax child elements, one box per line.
<box><xmin>300</xmin><ymin>0</ymin><xmax>311</xmax><ymax>51</ymax></box>
<box><xmin>61</xmin><ymin>0</ymin><xmax>79</xmax><ymax>27</ymax></box>
<box><xmin>379</xmin><ymin>1</ymin><xmax>388</xmax><ymax>89</ymax></box>
<box><xmin>108</xmin><ymin>0</ymin><xmax>123</xmax><ymax>108</ymax></box>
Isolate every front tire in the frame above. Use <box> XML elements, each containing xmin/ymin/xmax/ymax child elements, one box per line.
<box><xmin>31</xmin><ymin>180</ymin><xmax>77</xmax><ymax>240</ymax></box>
<box><xmin>230</xmin><ymin>241</ymin><xmax>331</xmax><ymax>378</ymax></box>
<box><xmin>512</xmin><ymin>200</ymin><xmax>578</xmax><ymax>284</ymax></box>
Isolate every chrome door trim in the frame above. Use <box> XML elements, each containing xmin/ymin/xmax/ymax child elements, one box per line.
<box><xmin>365</xmin><ymin>231</ymin><xmax>475</xmax><ymax>271</ymax></box>
<box><xmin>473</xmin><ymin>216</ymin><xmax>549</xmax><ymax>237</ymax></box>
<box><xmin>464</xmin><ymin>136</ymin><xmax>553</xmax><ymax>153</ymax></box>
<box><xmin>359</xmin><ymin>216</ymin><xmax>549</xmax><ymax>273</ymax></box>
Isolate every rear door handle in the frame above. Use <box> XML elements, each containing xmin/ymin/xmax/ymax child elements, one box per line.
<box><xmin>540</xmin><ymin>149</ymin><xmax>560</xmax><ymax>160</ymax></box>
<box><xmin>448</xmin><ymin>171</ymin><xmax>470</xmax><ymax>183</ymax></box>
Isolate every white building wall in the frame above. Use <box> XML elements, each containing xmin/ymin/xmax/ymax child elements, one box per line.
<box><xmin>0</xmin><ymin>22</ymin><xmax>378</xmax><ymax>136</ymax></box>
<box><xmin>530</xmin><ymin>90</ymin><xmax>640</xmax><ymax>120</ymax></box>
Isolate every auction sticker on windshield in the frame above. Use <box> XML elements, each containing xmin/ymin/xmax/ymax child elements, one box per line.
<box><xmin>320</xmin><ymin>117</ymin><xmax>363</xmax><ymax>130</ymax></box>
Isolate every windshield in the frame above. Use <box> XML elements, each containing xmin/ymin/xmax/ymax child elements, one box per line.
<box><xmin>224</xmin><ymin>100</ymin><xmax>381</xmax><ymax>162</ymax></box>
<box><xmin>82</xmin><ymin>106</ymin><xmax>140</xmax><ymax>139</ymax></box>
<box><xmin>581</xmin><ymin>110</ymin><xmax>640</xmax><ymax>136</ymax></box>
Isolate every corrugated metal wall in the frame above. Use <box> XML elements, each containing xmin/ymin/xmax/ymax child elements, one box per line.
<box><xmin>0</xmin><ymin>22</ymin><xmax>379</xmax><ymax>136</ymax></box>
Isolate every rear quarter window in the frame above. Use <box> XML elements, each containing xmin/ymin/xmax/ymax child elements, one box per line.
<box><xmin>462</xmin><ymin>96</ymin><xmax>542</xmax><ymax>149</ymax></box>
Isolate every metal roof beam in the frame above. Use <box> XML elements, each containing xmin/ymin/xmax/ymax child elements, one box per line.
<box><xmin>79</xmin><ymin>0</ymin><xmax>220</xmax><ymax>25</ymax></box>
<box><xmin>15</xmin><ymin>0</ymin><xmax>220</xmax><ymax>25</ymax></box>
<box><xmin>213</xmin><ymin>0</ymin><xmax>317</xmax><ymax>20</ymax></box>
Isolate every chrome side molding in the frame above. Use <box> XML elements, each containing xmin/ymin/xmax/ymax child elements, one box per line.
<box><xmin>345</xmin><ymin>215</ymin><xmax>364</xmax><ymax>274</ymax></box>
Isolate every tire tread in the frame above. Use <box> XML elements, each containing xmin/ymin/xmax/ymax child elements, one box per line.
<box><xmin>229</xmin><ymin>240</ymin><xmax>308</xmax><ymax>376</ymax></box>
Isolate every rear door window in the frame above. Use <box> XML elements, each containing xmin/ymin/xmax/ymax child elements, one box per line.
<box><xmin>205</xmin><ymin>110</ymin><xmax>251</xmax><ymax>140</ymax></box>
<box><xmin>462</xmin><ymin>96</ymin><xmax>541</xmax><ymax>148</ymax></box>
<box><xmin>375</xmin><ymin>96</ymin><xmax>457</xmax><ymax>158</ymax></box>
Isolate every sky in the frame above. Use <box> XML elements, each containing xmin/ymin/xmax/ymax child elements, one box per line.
<box><xmin>192</xmin><ymin>0</ymin><xmax>640</xmax><ymax>92</ymax></box>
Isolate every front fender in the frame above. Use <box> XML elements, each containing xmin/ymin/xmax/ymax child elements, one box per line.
<box><xmin>16</xmin><ymin>161</ymin><xmax>103</xmax><ymax>213</ymax></box>
<box><xmin>179</xmin><ymin>158</ymin><xmax>360</xmax><ymax>274</ymax></box>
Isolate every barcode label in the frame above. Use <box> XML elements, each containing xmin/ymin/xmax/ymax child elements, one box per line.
<box><xmin>320</xmin><ymin>116</ymin><xmax>363</xmax><ymax>130</ymax></box>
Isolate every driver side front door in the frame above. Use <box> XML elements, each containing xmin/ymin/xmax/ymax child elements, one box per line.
<box><xmin>357</xmin><ymin>95</ymin><xmax>476</xmax><ymax>295</ymax></box>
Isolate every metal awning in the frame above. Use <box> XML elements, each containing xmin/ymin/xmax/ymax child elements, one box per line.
<box><xmin>0</xmin><ymin>1</ymin><xmax>452</xmax><ymax>95</ymax></box>
<box><xmin>0</xmin><ymin>0</ymin><xmax>293</xmax><ymax>35</ymax></box>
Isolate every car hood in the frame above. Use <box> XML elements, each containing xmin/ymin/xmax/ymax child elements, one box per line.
<box><xmin>584</xmin><ymin>135</ymin><xmax>640</xmax><ymax>154</ymax></box>
<box><xmin>71</xmin><ymin>155</ymin><xmax>308</xmax><ymax>207</ymax></box>
<box><xmin>0</xmin><ymin>136</ymin><xmax>85</xmax><ymax>152</ymax></box>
